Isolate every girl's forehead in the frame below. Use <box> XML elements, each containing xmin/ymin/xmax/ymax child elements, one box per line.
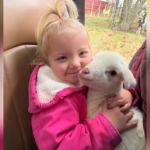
<box><xmin>46</xmin><ymin>25</ymin><xmax>90</xmax><ymax>55</ymax></box>
<box><xmin>47</xmin><ymin>28</ymin><xmax>90</xmax><ymax>54</ymax></box>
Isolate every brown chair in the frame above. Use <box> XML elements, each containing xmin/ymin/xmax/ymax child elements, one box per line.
<box><xmin>4</xmin><ymin>0</ymin><xmax>51</xmax><ymax>149</ymax></box>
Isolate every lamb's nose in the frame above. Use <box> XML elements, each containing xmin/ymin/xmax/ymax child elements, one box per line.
<box><xmin>81</xmin><ymin>67</ymin><xmax>89</xmax><ymax>74</ymax></box>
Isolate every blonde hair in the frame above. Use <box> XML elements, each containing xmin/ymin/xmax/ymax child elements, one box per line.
<box><xmin>34</xmin><ymin>0</ymin><xmax>85</xmax><ymax>64</ymax></box>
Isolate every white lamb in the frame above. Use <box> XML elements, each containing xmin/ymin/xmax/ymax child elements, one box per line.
<box><xmin>79</xmin><ymin>51</ymin><xmax>146</xmax><ymax>150</ymax></box>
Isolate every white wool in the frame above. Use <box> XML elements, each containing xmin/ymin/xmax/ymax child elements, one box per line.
<box><xmin>79</xmin><ymin>51</ymin><xmax>145</xmax><ymax>150</ymax></box>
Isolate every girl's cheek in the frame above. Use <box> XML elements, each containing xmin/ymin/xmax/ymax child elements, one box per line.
<box><xmin>87</xmin><ymin>56</ymin><xmax>93</xmax><ymax>63</ymax></box>
<box><xmin>86</xmin><ymin>58</ymin><xmax>92</xmax><ymax>65</ymax></box>
<box><xmin>81</xmin><ymin>55</ymin><xmax>93</xmax><ymax>67</ymax></box>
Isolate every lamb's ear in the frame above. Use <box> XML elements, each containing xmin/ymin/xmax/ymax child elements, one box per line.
<box><xmin>123</xmin><ymin>67</ymin><xmax>136</xmax><ymax>89</ymax></box>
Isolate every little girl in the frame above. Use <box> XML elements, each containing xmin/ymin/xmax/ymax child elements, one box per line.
<box><xmin>28</xmin><ymin>0</ymin><xmax>137</xmax><ymax>149</ymax></box>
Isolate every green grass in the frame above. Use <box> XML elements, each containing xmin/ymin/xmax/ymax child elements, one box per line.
<box><xmin>85</xmin><ymin>15</ymin><xmax>145</xmax><ymax>62</ymax></box>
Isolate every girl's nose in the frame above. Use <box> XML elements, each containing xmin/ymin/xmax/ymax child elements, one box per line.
<box><xmin>70</xmin><ymin>58</ymin><xmax>81</xmax><ymax>68</ymax></box>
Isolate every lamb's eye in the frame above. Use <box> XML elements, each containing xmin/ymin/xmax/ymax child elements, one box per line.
<box><xmin>110</xmin><ymin>70</ymin><xmax>117</xmax><ymax>76</ymax></box>
<box><xmin>106</xmin><ymin>70</ymin><xmax>117</xmax><ymax>76</ymax></box>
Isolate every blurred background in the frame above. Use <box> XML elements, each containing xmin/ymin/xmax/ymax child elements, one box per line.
<box><xmin>85</xmin><ymin>0</ymin><xmax>146</xmax><ymax>62</ymax></box>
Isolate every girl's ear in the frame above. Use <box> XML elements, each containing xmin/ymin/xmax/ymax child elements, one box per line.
<box><xmin>123</xmin><ymin>67</ymin><xmax>136</xmax><ymax>89</ymax></box>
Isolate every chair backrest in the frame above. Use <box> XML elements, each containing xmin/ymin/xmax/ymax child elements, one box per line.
<box><xmin>4</xmin><ymin>0</ymin><xmax>51</xmax><ymax>149</ymax></box>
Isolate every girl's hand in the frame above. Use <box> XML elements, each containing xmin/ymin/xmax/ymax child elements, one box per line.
<box><xmin>101</xmin><ymin>101</ymin><xmax>137</xmax><ymax>133</ymax></box>
<box><xmin>107</xmin><ymin>89</ymin><xmax>133</xmax><ymax>113</ymax></box>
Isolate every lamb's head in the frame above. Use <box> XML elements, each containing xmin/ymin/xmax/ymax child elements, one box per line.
<box><xmin>79</xmin><ymin>51</ymin><xmax>136</xmax><ymax>96</ymax></box>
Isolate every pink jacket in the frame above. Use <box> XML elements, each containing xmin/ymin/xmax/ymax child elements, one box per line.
<box><xmin>28</xmin><ymin>65</ymin><xmax>121</xmax><ymax>150</ymax></box>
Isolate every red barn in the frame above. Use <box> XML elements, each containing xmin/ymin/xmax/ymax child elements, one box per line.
<box><xmin>85</xmin><ymin>0</ymin><xmax>108</xmax><ymax>14</ymax></box>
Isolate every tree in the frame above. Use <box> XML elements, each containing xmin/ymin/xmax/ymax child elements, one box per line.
<box><xmin>111</xmin><ymin>0</ymin><xmax>120</xmax><ymax>28</ymax></box>
<box><xmin>119</xmin><ymin>0</ymin><xmax>146</xmax><ymax>31</ymax></box>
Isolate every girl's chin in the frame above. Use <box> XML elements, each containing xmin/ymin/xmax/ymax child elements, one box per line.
<box><xmin>69</xmin><ymin>78</ymin><xmax>79</xmax><ymax>85</ymax></box>
<box><xmin>71</xmin><ymin>80</ymin><xmax>79</xmax><ymax>85</ymax></box>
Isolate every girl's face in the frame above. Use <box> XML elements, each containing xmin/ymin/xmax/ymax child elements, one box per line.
<box><xmin>47</xmin><ymin>28</ymin><xmax>93</xmax><ymax>85</ymax></box>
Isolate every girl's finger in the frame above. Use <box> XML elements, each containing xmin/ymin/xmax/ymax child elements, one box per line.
<box><xmin>120</xmin><ymin>103</ymin><xmax>131</xmax><ymax>113</ymax></box>
<box><xmin>125</xmin><ymin>111</ymin><xmax>134</xmax><ymax>122</ymax></box>
<box><xmin>107</xmin><ymin>99</ymin><xmax>126</xmax><ymax>109</ymax></box>
<box><xmin>123</xmin><ymin>120</ymin><xmax>137</xmax><ymax>132</ymax></box>
<box><xmin>107</xmin><ymin>96</ymin><xmax>122</xmax><ymax>102</ymax></box>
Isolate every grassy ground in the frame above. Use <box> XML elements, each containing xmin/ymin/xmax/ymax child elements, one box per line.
<box><xmin>85</xmin><ymin>15</ymin><xmax>145</xmax><ymax>62</ymax></box>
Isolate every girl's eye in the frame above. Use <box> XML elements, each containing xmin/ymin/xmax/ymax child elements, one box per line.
<box><xmin>79</xmin><ymin>51</ymin><xmax>88</xmax><ymax>57</ymax></box>
<box><xmin>56</xmin><ymin>56</ymin><xmax>67</xmax><ymax>62</ymax></box>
